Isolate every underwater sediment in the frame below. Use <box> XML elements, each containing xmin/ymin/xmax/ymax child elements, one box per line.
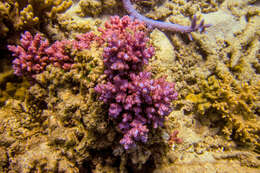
<box><xmin>0</xmin><ymin>0</ymin><xmax>259</xmax><ymax>172</ymax></box>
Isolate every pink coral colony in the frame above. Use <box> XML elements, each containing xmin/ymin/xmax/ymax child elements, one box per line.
<box><xmin>8</xmin><ymin>32</ymin><xmax>97</xmax><ymax>79</ymax></box>
<box><xmin>95</xmin><ymin>16</ymin><xmax>178</xmax><ymax>149</ymax></box>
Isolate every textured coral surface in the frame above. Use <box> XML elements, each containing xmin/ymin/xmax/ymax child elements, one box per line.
<box><xmin>0</xmin><ymin>0</ymin><xmax>260</xmax><ymax>172</ymax></box>
<box><xmin>0</xmin><ymin>0</ymin><xmax>72</xmax><ymax>38</ymax></box>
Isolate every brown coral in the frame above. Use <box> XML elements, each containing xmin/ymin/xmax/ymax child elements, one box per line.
<box><xmin>186</xmin><ymin>73</ymin><xmax>260</xmax><ymax>149</ymax></box>
<box><xmin>0</xmin><ymin>0</ymin><xmax>72</xmax><ymax>38</ymax></box>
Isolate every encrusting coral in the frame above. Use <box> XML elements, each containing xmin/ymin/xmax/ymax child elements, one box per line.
<box><xmin>180</xmin><ymin>3</ymin><xmax>260</xmax><ymax>150</ymax></box>
<box><xmin>78</xmin><ymin>0</ymin><xmax>118</xmax><ymax>17</ymax></box>
<box><xmin>143</xmin><ymin>1</ymin><xmax>260</xmax><ymax>170</ymax></box>
<box><xmin>0</xmin><ymin>40</ymin><xmax>109</xmax><ymax>172</ymax></box>
<box><xmin>0</xmin><ymin>57</ymin><xmax>30</xmax><ymax>107</ymax></box>
<box><xmin>0</xmin><ymin>70</ymin><xmax>30</xmax><ymax>106</ymax></box>
<box><xmin>53</xmin><ymin>0</ymin><xmax>213</xmax><ymax>41</ymax></box>
<box><xmin>78</xmin><ymin>0</ymin><xmax>102</xmax><ymax>17</ymax></box>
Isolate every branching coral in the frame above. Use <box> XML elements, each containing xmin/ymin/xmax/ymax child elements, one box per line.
<box><xmin>0</xmin><ymin>0</ymin><xmax>72</xmax><ymax>37</ymax></box>
<box><xmin>95</xmin><ymin>16</ymin><xmax>178</xmax><ymax>150</ymax></box>
<box><xmin>5</xmin><ymin>15</ymin><xmax>178</xmax><ymax>170</ymax></box>
<box><xmin>8</xmin><ymin>32</ymin><xmax>74</xmax><ymax>78</ymax></box>
<box><xmin>2</xmin><ymin>0</ymin><xmax>259</xmax><ymax>172</ymax></box>
<box><xmin>3</xmin><ymin>27</ymin><xmax>173</xmax><ymax>170</ymax></box>
<box><xmin>186</xmin><ymin>73</ymin><xmax>260</xmax><ymax>149</ymax></box>
<box><xmin>8</xmin><ymin>31</ymin><xmax>99</xmax><ymax>79</ymax></box>
<box><xmin>0</xmin><ymin>1</ymin><xmax>11</xmax><ymax>36</ymax></box>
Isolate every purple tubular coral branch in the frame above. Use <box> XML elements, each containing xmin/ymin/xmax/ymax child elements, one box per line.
<box><xmin>122</xmin><ymin>0</ymin><xmax>212</xmax><ymax>39</ymax></box>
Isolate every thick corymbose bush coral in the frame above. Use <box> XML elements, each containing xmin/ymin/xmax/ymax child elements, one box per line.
<box><xmin>7</xmin><ymin>31</ymin><xmax>74</xmax><ymax>78</ymax></box>
<box><xmin>95</xmin><ymin>16</ymin><xmax>178</xmax><ymax>149</ymax></box>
